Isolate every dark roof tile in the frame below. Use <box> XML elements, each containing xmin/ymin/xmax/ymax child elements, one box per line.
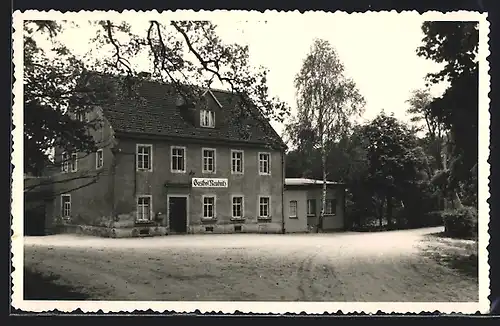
<box><xmin>96</xmin><ymin>75</ymin><xmax>285</xmax><ymax>148</ymax></box>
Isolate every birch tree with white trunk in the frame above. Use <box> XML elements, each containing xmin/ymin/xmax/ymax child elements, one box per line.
<box><xmin>288</xmin><ymin>39</ymin><xmax>365</xmax><ymax>232</ymax></box>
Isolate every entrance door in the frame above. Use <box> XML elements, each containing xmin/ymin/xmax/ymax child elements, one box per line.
<box><xmin>169</xmin><ymin>197</ymin><xmax>187</xmax><ymax>233</ymax></box>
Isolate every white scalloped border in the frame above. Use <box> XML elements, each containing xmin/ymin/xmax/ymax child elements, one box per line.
<box><xmin>11</xmin><ymin>9</ymin><xmax>491</xmax><ymax>314</ymax></box>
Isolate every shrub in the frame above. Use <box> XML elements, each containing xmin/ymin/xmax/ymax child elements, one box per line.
<box><xmin>442</xmin><ymin>206</ymin><xmax>478</xmax><ymax>239</ymax></box>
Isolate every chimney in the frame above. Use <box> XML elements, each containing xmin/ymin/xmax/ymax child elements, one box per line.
<box><xmin>175</xmin><ymin>94</ymin><xmax>186</xmax><ymax>107</ymax></box>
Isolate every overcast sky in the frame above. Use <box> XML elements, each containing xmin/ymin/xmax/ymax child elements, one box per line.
<box><xmin>49</xmin><ymin>12</ymin><xmax>449</xmax><ymax>137</ymax></box>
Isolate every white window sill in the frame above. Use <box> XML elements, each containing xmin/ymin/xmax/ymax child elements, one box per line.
<box><xmin>135</xmin><ymin>219</ymin><xmax>154</xmax><ymax>224</ymax></box>
<box><xmin>171</xmin><ymin>170</ymin><xmax>186</xmax><ymax>174</ymax></box>
<box><xmin>201</xmin><ymin>217</ymin><xmax>217</xmax><ymax>222</ymax></box>
<box><xmin>257</xmin><ymin>216</ymin><xmax>272</xmax><ymax>220</ymax></box>
<box><xmin>136</xmin><ymin>169</ymin><xmax>153</xmax><ymax>172</ymax></box>
<box><xmin>230</xmin><ymin>217</ymin><xmax>245</xmax><ymax>221</ymax></box>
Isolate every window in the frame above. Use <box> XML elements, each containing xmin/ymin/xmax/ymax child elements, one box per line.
<box><xmin>259</xmin><ymin>197</ymin><xmax>270</xmax><ymax>219</ymax></box>
<box><xmin>232</xmin><ymin>196</ymin><xmax>244</xmax><ymax>219</ymax></box>
<box><xmin>289</xmin><ymin>200</ymin><xmax>298</xmax><ymax>218</ymax></box>
<box><xmin>136</xmin><ymin>144</ymin><xmax>153</xmax><ymax>171</ymax></box>
<box><xmin>200</xmin><ymin>110</ymin><xmax>215</xmax><ymax>128</ymax></box>
<box><xmin>69</xmin><ymin>153</ymin><xmax>78</xmax><ymax>172</ymax></box>
<box><xmin>307</xmin><ymin>199</ymin><xmax>316</xmax><ymax>216</ymax></box>
<box><xmin>171</xmin><ymin>146</ymin><xmax>186</xmax><ymax>172</ymax></box>
<box><xmin>203</xmin><ymin>196</ymin><xmax>216</xmax><ymax>219</ymax></box>
<box><xmin>202</xmin><ymin>148</ymin><xmax>216</xmax><ymax>173</ymax></box>
<box><xmin>61</xmin><ymin>152</ymin><xmax>69</xmax><ymax>173</ymax></box>
<box><xmin>137</xmin><ymin>196</ymin><xmax>152</xmax><ymax>221</ymax></box>
<box><xmin>231</xmin><ymin>150</ymin><xmax>244</xmax><ymax>174</ymax></box>
<box><xmin>325</xmin><ymin>199</ymin><xmax>337</xmax><ymax>215</ymax></box>
<box><xmin>61</xmin><ymin>194</ymin><xmax>71</xmax><ymax>219</ymax></box>
<box><xmin>259</xmin><ymin>152</ymin><xmax>270</xmax><ymax>175</ymax></box>
<box><xmin>96</xmin><ymin>149</ymin><xmax>103</xmax><ymax>169</ymax></box>
<box><xmin>76</xmin><ymin>112</ymin><xmax>85</xmax><ymax>122</ymax></box>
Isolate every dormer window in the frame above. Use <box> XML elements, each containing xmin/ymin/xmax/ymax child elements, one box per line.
<box><xmin>76</xmin><ymin>112</ymin><xmax>85</xmax><ymax>122</ymax></box>
<box><xmin>200</xmin><ymin>110</ymin><xmax>215</xmax><ymax>128</ymax></box>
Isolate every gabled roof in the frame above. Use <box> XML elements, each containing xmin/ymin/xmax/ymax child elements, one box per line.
<box><xmin>90</xmin><ymin>74</ymin><xmax>285</xmax><ymax>148</ymax></box>
<box><xmin>284</xmin><ymin>178</ymin><xmax>345</xmax><ymax>186</ymax></box>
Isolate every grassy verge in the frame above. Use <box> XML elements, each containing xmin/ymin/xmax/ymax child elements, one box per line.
<box><xmin>24</xmin><ymin>268</ymin><xmax>89</xmax><ymax>300</ymax></box>
<box><xmin>420</xmin><ymin>232</ymin><xmax>478</xmax><ymax>278</ymax></box>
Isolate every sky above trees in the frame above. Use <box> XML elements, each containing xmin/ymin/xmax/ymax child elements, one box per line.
<box><xmin>33</xmin><ymin>12</ymin><xmax>451</xmax><ymax>137</ymax></box>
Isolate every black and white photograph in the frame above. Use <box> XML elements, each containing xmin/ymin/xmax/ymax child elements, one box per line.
<box><xmin>12</xmin><ymin>10</ymin><xmax>490</xmax><ymax>314</ymax></box>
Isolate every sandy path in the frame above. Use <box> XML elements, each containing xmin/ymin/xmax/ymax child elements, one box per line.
<box><xmin>23</xmin><ymin>227</ymin><xmax>478</xmax><ymax>301</ymax></box>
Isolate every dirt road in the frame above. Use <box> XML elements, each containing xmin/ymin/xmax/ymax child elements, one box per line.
<box><xmin>23</xmin><ymin>226</ymin><xmax>478</xmax><ymax>301</ymax></box>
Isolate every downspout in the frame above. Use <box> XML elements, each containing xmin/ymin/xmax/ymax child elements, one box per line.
<box><xmin>281</xmin><ymin>148</ymin><xmax>286</xmax><ymax>234</ymax></box>
<box><xmin>110</xmin><ymin>150</ymin><xmax>117</xmax><ymax>222</ymax></box>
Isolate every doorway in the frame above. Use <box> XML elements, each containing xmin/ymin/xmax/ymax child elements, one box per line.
<box><xmin>168</xmin><ymin>196</ymin><xmax>187</xmax><ymax>233</ymax></box>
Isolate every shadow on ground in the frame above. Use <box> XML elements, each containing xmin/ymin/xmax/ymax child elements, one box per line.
<box><xmin>24</xmin><ymin>268</ymin><xmax>89</xmax><ymax>300</ymax></box>
<box><xmin>420</xmin><ymin>232</ymin><xmax>478</xmax><ymax>278</ymax></box>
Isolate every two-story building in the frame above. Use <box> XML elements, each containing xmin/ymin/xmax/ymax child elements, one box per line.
<box><xmin>46</xmin><ymin>74</ymin><xmax>287</xmax><ymax>237</ymax></box>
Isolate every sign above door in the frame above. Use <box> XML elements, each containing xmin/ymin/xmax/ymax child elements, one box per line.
<box><xmin>191</xmin><ymin>177</ymin><xmax>228</xmax><ymax>188</ymax></box>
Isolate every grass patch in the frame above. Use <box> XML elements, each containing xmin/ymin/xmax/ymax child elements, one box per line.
<box><xmin>24</xmin><ymin>268</ymin><xmax>89</xmax><ymax>300</ymax></box>
<box><xmin>420</xmin><ymin>232</ymin><xmax>478</xmax><ymax>278</ymax></box>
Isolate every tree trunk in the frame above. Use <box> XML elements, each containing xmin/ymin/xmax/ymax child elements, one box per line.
<box><xmin>450</xmin><ymin>191</ymin><xmax>464</xmax><ymax>209</ymax></box>
<box><xmin>441</xmin><ymin>132</ymin><xmax>464</xmax><ymax>210</ymax></box>
<box><xmin>386</xmin><ymin>194</ymin><xmax>393</xmax><ymax>227</ymax></box>
<box><xmin>317</xmin><ymin>150</ymin><xmax>327</xmax><ymax>233</ymax></box>
<box><xmin>378</xmin><ymin>197</ymin><xmax>384</xmax><ymax>227</ymax></box>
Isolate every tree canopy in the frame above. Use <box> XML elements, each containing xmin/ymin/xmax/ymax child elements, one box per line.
<box><xmin>416</xmin><ymin>21</ymin><xmax>479</xmax><ymax>192</ymax></box>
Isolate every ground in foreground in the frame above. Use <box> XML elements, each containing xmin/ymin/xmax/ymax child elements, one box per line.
<box><xmin>23</xmin><ymin>227</ymin><xmax>478</xmax><ymax>301</ymax></box>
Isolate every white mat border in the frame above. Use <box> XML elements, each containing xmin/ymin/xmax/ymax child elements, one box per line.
<box><xmin>11</xmin><ymin>9</ymin><xmax>491</xmax><ymax>314</ymax></box>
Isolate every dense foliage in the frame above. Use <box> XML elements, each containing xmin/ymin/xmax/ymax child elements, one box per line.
<box><xmin>285</xmin><ymin>21</ymin><xmax>479</xmax><ymax>237</ymax></box>
<box><xmin>442</xmin><ymin>206</ymin><xmax>478</xmax><ymax>239</ymax></box>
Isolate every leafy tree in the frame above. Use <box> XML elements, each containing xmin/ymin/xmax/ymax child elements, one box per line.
<box><xmin>24</xmin><ymin>20</ymin><xmax>290</xmax><ymax>191</ymax></box>
<box><xmin>416</xmin><ymin>21</ymin><xmax>479</xmax><ymax>207</ymax></box>
<box><xmin>406</xmin><ymin>88</ymin><xmax>446</xmax><ymax>173</ymax></box>
<box><xmin>359</xmin><ymin>113</ymin><xmax>430</xmax><ymax>227</ymax></box>
<box><xmin>285</xmin><ymin>39</ymin><xmax>365</xmax><ymax>232</ymax></box>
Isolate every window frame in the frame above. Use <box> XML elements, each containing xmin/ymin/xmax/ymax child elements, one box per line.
<box><xmin>171</xmin><ymin>145</ymin><xmax>187</xmax><ymax>173</ymax></box>
<box><xmin>307</xmin><ymin>199</ymin><xmax>316</xmax><ymax>216</ymax></box>
<box><xmin>96</xmin><ymin>149</ymin><xmax>104</xmax><ymax>170</ymax></box>
<box><xmin>70</xmin><ymin>153</ymin><xmax>78</xmax><ymax>172</ymax></box>
<box><xmin>230</xmin><ymin>149</ymin><xmax>244</xmax><ymax>174</ymax></box>
<box><xmin>289</xmin><ymin>200</ymin><xmax>298</xmax><ymax>219</ymax></box>
<box><xmin>258</xmin><ymin>152</ymin><xmax>271</xmax><ymax>175</ymax></box>
<box><xmin>61</xmin><ymin>152</ymin><xmax>70</xmax><ymax>173</ymax></box>
<box><xmin>136</xmin><ymin>195</ymin><xmax>153</xmax><ymax>222</ymax></box>
<box><xmin>202</xmin><ymin>194</ymin><xmax>216</xmax><ymax>220</ymax></box>
<box><xmin>231</xmin><ymin>195</ymin><xmax>245</xmax><ymax>220</ymax></box>
<box><xmin>200</xmin><ymin>109</ymin><xmax>215</xmax><ymax>128</ymax></box>
<box><xmin>136</xmin><ymin>144</ymin><xmax>153</xmax><ymax>172</ymax></box>
<box><xmin>76</xmin><ymin>112</ymin><xmax>85</xmax><ymax>122</ymax></box>
<box><xmin>61</xmin><ymin>194</ymin><xmax>71</xmax><ymax>219</ymax></box>
<box><xmin>325</xmin><ymin>199</ymin><xmax>337</xmax><ymax>215</ymax></box>
<box><xmin>258</xmin><ymin>196</ymin><xmax>271</xmax><ymax>219</ymax></box>
<box><xmin>201</xmin><ymin>147</ymin><xmax>216</xmax><ymax>174</ymax></box>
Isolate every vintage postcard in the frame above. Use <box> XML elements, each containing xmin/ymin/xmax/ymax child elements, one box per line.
<box><xmin>11</xmin><ymin>10</ymin><xmax>490</xmax><ymax>314</ymax></box>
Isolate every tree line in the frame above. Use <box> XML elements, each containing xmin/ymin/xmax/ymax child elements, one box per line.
<box><xmin>285</xmin><ymin>21</ymin><xmax>479</xmax><ymax>237</ymax></box>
